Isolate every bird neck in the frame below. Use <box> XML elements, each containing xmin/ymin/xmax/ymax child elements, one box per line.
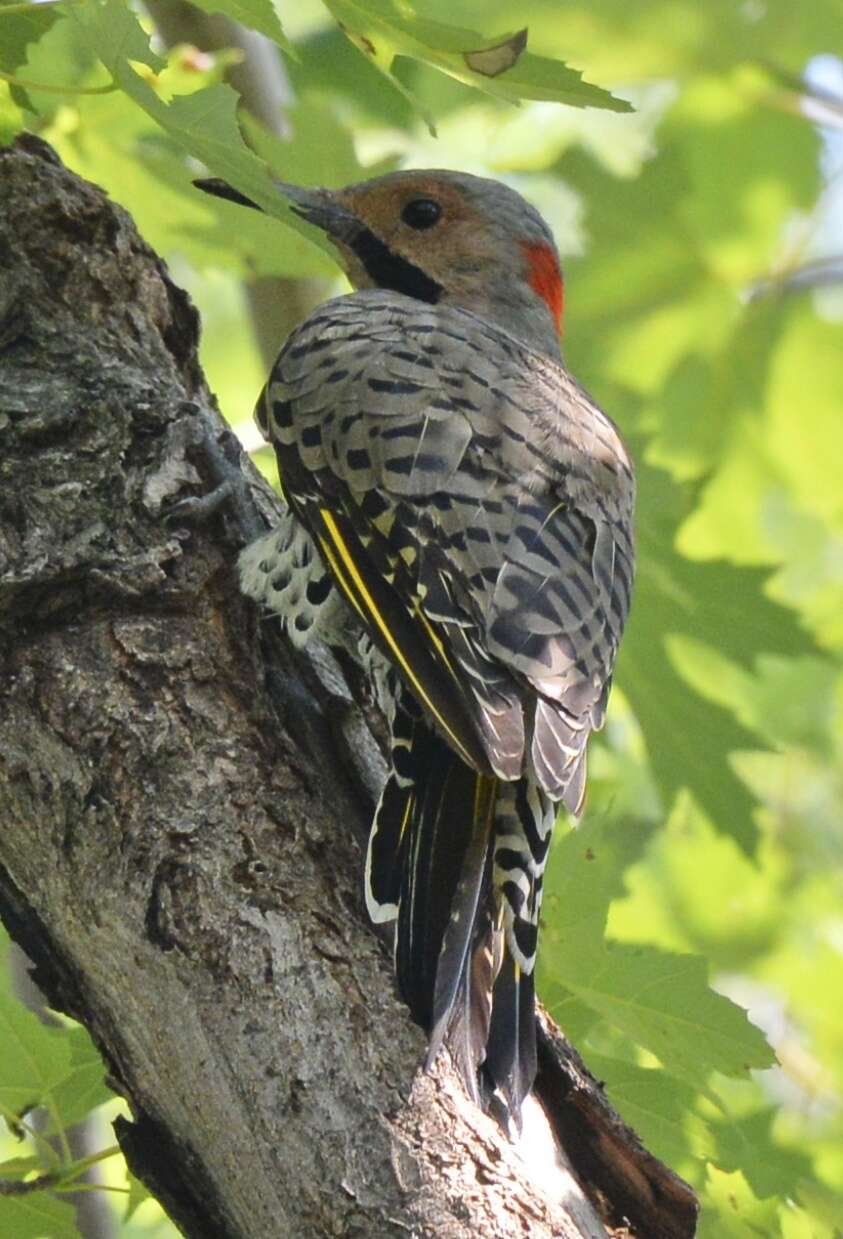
<box><xmin>440</xmin><ymin>267</ymin><xmax>562</xmax><ymax>360</ymax></box>
<box><xmin>339</xmin><ymin>232</ymin><xmax>563</xmax><ymax>359</ymax></box>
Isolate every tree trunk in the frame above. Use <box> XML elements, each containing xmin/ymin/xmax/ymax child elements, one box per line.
<box><xmin>0</xmin><ymin>134</ymin><xmax>698</xmax><ymax>1239</ymax></box>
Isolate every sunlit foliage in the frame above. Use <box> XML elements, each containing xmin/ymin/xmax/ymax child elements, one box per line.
<box><xmin>2</xmin><ymin>1</ymin><xmax>841</xmax><ymax>1234</ymax></box>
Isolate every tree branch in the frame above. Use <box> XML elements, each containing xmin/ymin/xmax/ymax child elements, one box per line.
<box><xmin>0</xmin><ymin>134</ymin><xmax>698</xmax><ymax>1239</ymax></box>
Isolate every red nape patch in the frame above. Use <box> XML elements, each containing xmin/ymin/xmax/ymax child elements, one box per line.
<box><xmin>523</xmin><ymin>241</ymin><xmax>564</xmax><ymax>334</ymax></box>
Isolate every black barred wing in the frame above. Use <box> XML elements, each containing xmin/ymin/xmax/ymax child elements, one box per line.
<box><xmin>259</xmin><ymin>289</ymin><xmax>635</xmax><ymax>808</ymax></box>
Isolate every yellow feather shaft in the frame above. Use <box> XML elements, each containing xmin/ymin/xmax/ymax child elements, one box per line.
<box><xmin>318</xmin><ymin>508</ymin><xmax>476</xmax><ymax>766</ymax></box>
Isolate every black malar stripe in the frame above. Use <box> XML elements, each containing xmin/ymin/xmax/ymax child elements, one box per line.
<box><xmin>349</xmin><ymin>227</ymin><xmax>443</xmax><ymax>305</ymax></box>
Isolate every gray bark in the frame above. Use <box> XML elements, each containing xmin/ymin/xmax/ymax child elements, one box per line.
<box><xmin>0</xmin><ymin>134</ymin><xmax>698</xmax><ymax>1239</ymax></box>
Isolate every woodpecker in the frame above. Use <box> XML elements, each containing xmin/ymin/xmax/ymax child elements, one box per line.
<box><xmin>197</xmin><ymin>169</ymin><xmax>635</xmax><ymax>1125</ymax></box>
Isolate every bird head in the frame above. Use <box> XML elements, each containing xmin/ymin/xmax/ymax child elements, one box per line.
<box><xmin>196</xmin><ymin>169</ymin><xmax>564</xmax><ymax>357</ymax></box>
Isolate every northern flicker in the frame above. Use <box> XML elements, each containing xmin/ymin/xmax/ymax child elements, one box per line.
<box><xmin>197</xmin><ymin>169</ymin><xmax>636</xmax><ymax>1124</ymax></box>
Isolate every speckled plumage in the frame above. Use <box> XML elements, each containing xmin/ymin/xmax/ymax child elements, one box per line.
<box><xmin>252</xmin><ymin>291</ymin><xmax>633</xmax><ymax>797</ymax></box>
<box><xmin>225</xmin><ymin>169</ymin><xmax>636</xmax><ymax>1123</ymax></box>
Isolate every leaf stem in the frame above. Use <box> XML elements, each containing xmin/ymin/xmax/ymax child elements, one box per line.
<box><xmin>0</xmin><ymin>1102</ymin><xmax>61</xmax><ymax>1168</ymax></box>
<box><xmin>0</xmin><ymin>1170</ymin><xmax>61</xmax><ymax>1197</ymax></box>
<box><xmin>0</xmin><ymin>66</ymin><xmax>116</xmax><ymax>94</ymax></box>
<box><xmin>45</xmin><ymin>1096</ymin><xmax>72</xmax><ymax>1165</ymax></box>
<box><xmin>54</xmin><ymin>1180</ymin><xmax>130</xmax><ymax>1195</ymax></box>
<box><xmin>57</xmin><ymin>1143</ymin><xmax>123</xmax><ymax>1183</ymax></box>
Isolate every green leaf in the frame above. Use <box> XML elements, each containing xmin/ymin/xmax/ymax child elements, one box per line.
<box><xmin>11</xmin><ymin>11</ymin><xmax>103</xmax><ymax>119</ymax></box>
<box><xmin>71</xmin><ymin>3</ymin><xmax>264</xmax><ymax>191</ymax></box>
<box><xmin>610</xmin><ymin>796</ymin><xmax>787</xmax><ymax>970</ymax></box>
<box><xmin>33</xmin><ymin>71</ymin><xmax>330</xmax><ymax>281</ymax></box>
<box><xmin>124</xmin><ymin>1168</ymin><xmax>150</xmax><ymax>1221</ymax></box>
<box><xmin>542</xmin><ymin>814</ymin><xmax>655</xmax><ymax>939</ymax></box>
<box><xmin>699</xmin><ymin>1166</ymin><xmax>783</xmax><ymax>1239</ymax></box>
<box><xmin>670</xmin><ymin>78</ymin><xmax>818</xmax><ymax>283</ymax></box>
<box><xmin>538</xmin><ymin>814</ymin><xmax>654</xmax><ymax>1045</ymax></box>
<box><xmin>287</xmin><ymin>23</ymin><xmax>413</xmax><ymax>129</ymax></box>
<box><xmin>240</xmin><ymin>96</ymin><xmax>388</xmax><ymax>189</ymax></box>
<box><xmin>707</xmin><ymin>1107</ymin><xmax>814</xmax><ymax>1201</ymax></box>
<box><xmin>473</xmin><ymin>51</ymin><xmax>632</xmax><ymax>111</ymax></box>
<box><xmin>553</xmin><ymin>84</ymin><xmax>820</xmax><ymax>860</ymax></box>
<box><xmin>646</xmin><ymin>298</ymin><xmax>791</xmax><ymax>484</ymax></box>
<box><xmin>617</xmin><ymin>450</ymin><xmax>814</xmax><ymax>853</ymax></box>
<box><xmin>466</xmin><ymin>0</ymin><xmax>843</xmax><ymax>80</ymax></box>
<box><xmin>0</xmin><ymin>942</ymin><xmax>110</xmax><ymax>1139</ymax></box>
<box><xmin>75</xmin><ymin>0</ymin><xmax>165</xmax><ymax>74</ymax></box>
<box><xmin>322</xmin><ymin>0</ymin><xmax>629</xmax><ymax>133</ymax></box>
<box><xmin>754</xmin><ymin>910</ymin><xmax>843</xmax><ymax>1095</ymax></box>
<box><xmin>0</xmin><ymin>0</ymin><xmax>62</xmax><ymax>112</ymax></box>
<box><xmin>548</xmin><ymin>938</ymin><xmax>775</xmax><ymax>1094</ymax></box>
<box><xmin>185</xmin><ymin>0</ymin><xmax>292</xmax><ymax>53</ymax></box>
<box><xmin>0</xmin><ymin>1156</ymin><xmax>40</xmax><ymax>1179</ymax></box>
<box><xmin>71</xmin><ymin>0</ymin><xmax>349</xmax><ymax>261</ymax></box>
<box><xmin>584</xmin><ymin>1054</ymin><xmax>713</xmax><ymax>1171</ymax></box>
<box><xmin>179</xmin><ymin>179</ymin><xmax>334</xmax><ymax>277</ymax></box>
<box><xmin>47</xmin><ymin>1029</ymin><xmax>112</xmax><ymax>1133</ymax></box>
<box><xmin>0</xmin><ymin>86</ymin><xmax>24</xmax><ymax>142</ymax></box>
<box><xmin>560</xmin><ymin>87</ymin><xmax>818</xmax><ymax>434</ymax></box>
<box><xmin>791</xmin><ymin>1182</ymin><xmax>843</xmax><ymax>1236</ymax></box>
<box><xmin>540</xmin><ymin>816</ymin><xmax>775</xmax><ymax>1093</ymax></box>
<box><xmin>0</xmin><ymin>1</ymin><xmax>59</xmax><ymax>75</ymax></box>
<box><xmin>0</xmin><ymin>991</ymin><xmax>74</xmax><ymax>1115</ymax></box>
<box><xmin>758</xmin><ymin>309</ymin><xmax>843</xmax><ymax>526</ymax></box>
<box><xmin>0</xmin><ymin>1192</ymin><xmax>78</xmax><ymax>1239</ymax></box>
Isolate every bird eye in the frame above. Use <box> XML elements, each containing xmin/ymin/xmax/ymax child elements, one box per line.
<box><xmin>401</xmin><ymin>198</ymin><xmax>442</xmax><ymax>230</ymax></box>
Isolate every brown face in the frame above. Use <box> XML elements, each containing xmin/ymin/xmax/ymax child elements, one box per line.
<box><xmin>333</xmin><ymin>174</ymin><xmax>500</xmax><ymax>291</ymax></box>
<box><xmin>193</xmin><ymin>168</ymin><xmax>564</xmax><ymax>341</ymax></box>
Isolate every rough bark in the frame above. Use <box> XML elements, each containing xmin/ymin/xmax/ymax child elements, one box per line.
<box><xmin>0</xmin><ymin>135</ymin><xmax>699</xmax><ymax>1239</ymax></box>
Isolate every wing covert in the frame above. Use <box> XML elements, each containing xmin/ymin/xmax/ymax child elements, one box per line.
<box><xmin>260</xmin><ymin>289</ymin><xmax>635</xmax><ymax>798</ymax></box>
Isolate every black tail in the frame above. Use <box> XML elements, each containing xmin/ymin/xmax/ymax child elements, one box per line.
<box><xmin>365</xmin><ymin>690</ymin><xmax>542</xmax><ymax>1122</ymax></box>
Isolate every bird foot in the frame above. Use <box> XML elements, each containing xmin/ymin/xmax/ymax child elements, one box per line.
<box><xmin>166</xmin><ymin>404</ymin><xmax>273</xmax><ymax>545</ymax></box>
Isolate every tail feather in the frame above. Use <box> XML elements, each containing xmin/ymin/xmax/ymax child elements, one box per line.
<box><xmin>440</xmin><ymin>903</ymin><xmax>496</xmax><ymax>1104</ymax></box>
<box><xmin>483</xmin><ymin>955</ymin><xmax>537</xmax><ymax>1122</ymax></box>
<box><xmin>365</xmin><ymin>693</ymin><xmax>421</xmax><ymax>924</ymax></box>
<box><xmin>396</xmin><ymin>738</ymin><xmax>479</xmax><ymax>1026</ymax></box>
<box><xmin>427</xmin><ymin>778</ymin><xmax>496</xmax><ymax>1090</ymax></box>
<box><xmin>369</xmin><ymin>687</ymin><xmax>553</xmax><ymax>1124</ymax></box>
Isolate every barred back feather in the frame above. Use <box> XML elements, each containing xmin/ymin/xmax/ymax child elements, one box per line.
<box><xmin>240</xmin><ymin>284</ymin><xmax>634</xmax><ymax>1124</ymax></box>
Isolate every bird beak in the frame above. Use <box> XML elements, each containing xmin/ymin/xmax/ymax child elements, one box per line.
<box><xmin>194</xmin><ymin>176</ymin><xmax>360</xmax><ymax>244</ymax></box>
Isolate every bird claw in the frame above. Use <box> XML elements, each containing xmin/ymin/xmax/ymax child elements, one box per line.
<box><xmin>165</xmin><ymin>405</ymin><xmax>270</xmax><ymax>544</ymax></box>
<box><xmin>166</xmin><ymin>478</ymin><xmax>237</xmax><ymax>525</ymax></box>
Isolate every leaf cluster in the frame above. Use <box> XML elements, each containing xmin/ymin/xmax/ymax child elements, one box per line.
<box><xmin>1</xmin><ymin>1</ymin><xmax>842</xmax><ymax>1235</ymax></box>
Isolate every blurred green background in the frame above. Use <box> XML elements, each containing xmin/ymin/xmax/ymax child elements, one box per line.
<box><xmin>1</xmin><ymin>1</ymin><xmax>842</xmax><ymax>1235</ymax></box>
